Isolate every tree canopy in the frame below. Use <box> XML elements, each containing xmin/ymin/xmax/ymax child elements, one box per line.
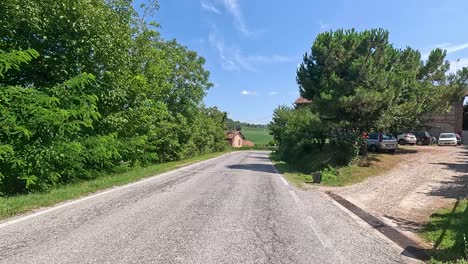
<box><xmin>271</xmin><ymin>28</ymin><xmax>468</xmax><ymax>168</ymax></box>
<box><xmin>0</xmin><ymin>0</ymin><xmax>227</xmax><ymax>194</ymax></box>
<box><xmin>296</xmin><ymin>28</ymin><xmax>466</xmax><ymax>132</ymax></box>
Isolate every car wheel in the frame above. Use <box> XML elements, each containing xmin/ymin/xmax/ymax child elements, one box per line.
<box><xmin>398</xmin><ymin>139</ymin><xmax>406</xmax><ymax>145</ymax></box>
<box><xmin>370</xmin><ymin>145</ymin><xmax>378</xmax><ymax>152</ymax></box>
<box><xmin>388</xmin><ymin>149</ymin><xmax>396</xmax><ymax>153</ymax></box>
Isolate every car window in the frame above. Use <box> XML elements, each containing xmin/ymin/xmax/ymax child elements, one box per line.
<box><xmin>440</xmin><ymin>134</ymin><xmax>455</xmax><ymax>138</ymax></box>
<box><xmin>382</xmin><ymin>134</ymin><xmax>395</xmax><ymax>140</ymax></box>
<box><xmin>369</xmin><ymin>133</ymin><xmax>378</xmax><ymax>140</ymax></box>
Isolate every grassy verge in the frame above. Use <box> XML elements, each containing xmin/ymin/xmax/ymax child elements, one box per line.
<box><xmin>271</xmin><ymin>146</ymin><xmax>416</xmax><ymax>188</ymax></box>
<box><xmin>0</xmin><ymin>151</ymin><xmax>231</xmax><ymax>221</ymax></box>
<box><xmin>272</xmin><ymin>160</ymin><xmax>309</xmax><ymax>188</ymax></box>
<box><xmin>423</xmin><ymin>199</ymin><xmax>468</xmax><ymax>264</ymax></box>
<box><xmin>330</xmin><ymin>151</ymin><xmax>407</xmax><ymax>186</ymax></box>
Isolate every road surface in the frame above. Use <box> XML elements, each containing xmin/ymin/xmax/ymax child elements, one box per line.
<box><xmin>0</xmin><ymin>151</ymin><xmax>407</xmax><ymax>263</ymax></box>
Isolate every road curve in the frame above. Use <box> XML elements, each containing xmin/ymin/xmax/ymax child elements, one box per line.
<box><xmin>0</xmin><ymin>151</ymin><xmax>407</xmax><ymax>264</ymax></box>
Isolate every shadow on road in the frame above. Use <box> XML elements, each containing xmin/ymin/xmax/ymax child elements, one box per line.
<box><xmin>427</xmin><ymin>162</ymin><xmax>468</xmax><ymax>200</ymax></box>
<box><xmin>227</xmin><ymin>164</ymin><xmax>276</xmax><ymax>173</ymax></box>
<box><xmin>383</xmin><ymin>214</ymin><xmax>424</xmax><ymax>233</ymax></box>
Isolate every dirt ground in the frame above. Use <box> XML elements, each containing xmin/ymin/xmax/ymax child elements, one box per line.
<box><xmin>326</xmin><ymin>145</ymin><xmax>468</xmax><ymax>241</ymax></box>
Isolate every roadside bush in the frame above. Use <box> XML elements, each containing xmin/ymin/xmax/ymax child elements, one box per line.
<box><xmin>321</xmin><ymin>165</ymin><xmax>339</xmax><ymax>184</ymax></box>
<box><xmin>330</xmin><ymin>131</ymin><xmax>362</xmax><ymax>165</ymax></box>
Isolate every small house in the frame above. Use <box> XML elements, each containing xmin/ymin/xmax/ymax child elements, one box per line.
<box><xmin>226</xmin><ymin>131</ymin><xmax>245</xmax><ymax>148</ymax></box>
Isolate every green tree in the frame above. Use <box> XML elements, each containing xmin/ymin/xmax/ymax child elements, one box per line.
<box><xmin>296</xmin><ymin>28</ymin><xmax>465</xmax><ymax>133</ymax></box>
<box><xmin>0</xmin><ymin>1</ymin><xmax>226</xmax><ymax>194</ymax></box>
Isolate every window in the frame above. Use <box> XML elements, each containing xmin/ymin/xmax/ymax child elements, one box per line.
<box><xmin>439</xmin><ymin>134</ymin><xmax>455</xmax><ymax>138</ymax></box>
<box><xmin>238</xmin><ymin>139</ymin><xmax>241</xmax><ymax>146</ymax></box>
<box><xmin>382</xmin><ymin>134</ymin><xmax>395</xmax><ymax>140</ymax></box>
<box><xmin>369</xmin><ymin>133</ymin><xmax>378</xmax><ymax>140</ymax></box>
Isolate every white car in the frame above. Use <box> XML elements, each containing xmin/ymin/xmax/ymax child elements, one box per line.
<box><xmin>438</xmin><ymin>133</ymin><xmax>458</xmax><ymax>146</ymax></box>
<box><xmin>395</xmin><ymin>132</ymin><xmax>417</xmax><ymax>145</ymax></box>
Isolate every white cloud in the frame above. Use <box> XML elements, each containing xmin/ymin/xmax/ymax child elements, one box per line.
<box><xmin>201</xmin><ymin>1</ymin><xmax>221</xmax><ymax>14</ymax></box>
<box><xmin>247</xmin><ymin>55</ymin><xmax>293</xmax><ymax>64</ymax></box>
<box><xmin>241</xmin><ymin>90</ymin><xmax>256</xmax><ymax>96</ymax></box>
<box><xmin>427</xmin><ymin>43</ymin><xmax>452</xmax><ymax>49</ymax></box>
<box><xmin>319</xmin><ymin>20</ymin><xmax>330</xmax><ymax>31</ymax></box>
<box><xmin>208</xmin><ymin>31</ymin><xmax>294</xmax><ymax>71</ymax></box>
<box><xmin>448</xmin><ymin>57</ymin><xmax>468</xmax><ymax>74</ymax></box>
<box><xmin>423</xmin><ymin>42</ymin><xmax>468</xmax><ymax>59</ymax></box>
<box><xmin>445</xmin><ymin>43</ymin><xmax>468</xmax><ymax>54</ymax></box>
<box><xmin>221</xmin><ymin>0</ymin><xmax>250</xmax><ymax>35</ymax></box>
<box><xmin>268</xmin><ymin>91</ymin><xmax>278</xmax><ymax>96</ymax></box>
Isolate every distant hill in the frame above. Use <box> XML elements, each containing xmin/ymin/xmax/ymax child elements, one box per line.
<box><xmin>225</xmin><ymin>118</ymin><xmax>268</xmax><ymax>131</ymax></box>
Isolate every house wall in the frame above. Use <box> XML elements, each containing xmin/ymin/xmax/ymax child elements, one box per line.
<box><xmin>420</xmin><ymin>100</ymin><xmax>464</xmax><ymax>137</ymax></box>
<box><xmin>231</xmin><ymin>134</ymin><xmax>243</xmax><ymax>148</ymax></box>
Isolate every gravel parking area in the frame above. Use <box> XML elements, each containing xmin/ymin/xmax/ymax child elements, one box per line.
<box><xmin>328</xmin><ymin>146</ymin><xmax>468</xmax><ymax>235</ymax></box>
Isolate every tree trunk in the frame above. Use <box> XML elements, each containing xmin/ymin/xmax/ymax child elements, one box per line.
<box><xmin>359</xmin><ymin>141</ymin><xmax>368</xmax><ymax>156</ymax></box>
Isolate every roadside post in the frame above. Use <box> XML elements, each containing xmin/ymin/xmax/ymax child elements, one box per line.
<box><xmin>312</xmin><ymin>171</ymin><xmax>322</xmax><ymax>183</ymax></box>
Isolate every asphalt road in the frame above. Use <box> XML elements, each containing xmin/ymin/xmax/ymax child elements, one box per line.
<box><xmin>0</xmin><ymin>151</ymin><xmax>407</xmax><ymax>264</ymax></box>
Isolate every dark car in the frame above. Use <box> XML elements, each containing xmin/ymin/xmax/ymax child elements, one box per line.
<box><xmin>411</xmin><ymin>131</ymin><xmax>432</xmax><ymax>145</ymax></box>
<box><xmin>455</xmin><ymin>133</ymin><xmax>462</xmax><ymax>145</ymax></box>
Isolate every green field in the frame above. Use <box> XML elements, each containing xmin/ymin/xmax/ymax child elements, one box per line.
<box><xmin>241</xmin><ymin>127</ymin><xmax>273</xmax><ymax>145</ymax></box>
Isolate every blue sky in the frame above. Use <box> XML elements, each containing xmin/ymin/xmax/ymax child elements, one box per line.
<box><xmin>139</xmin><ymin>0</ymin><xmax>468</xmax><ymax>124</ymax></box>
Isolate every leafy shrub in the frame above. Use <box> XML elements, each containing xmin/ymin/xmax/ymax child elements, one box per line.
<box><xmin>321</xmin><ymin>165</ymin><xmax>338</xmax><ymax>184</ymax></box>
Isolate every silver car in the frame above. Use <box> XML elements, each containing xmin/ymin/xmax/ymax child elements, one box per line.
<box><xmin>438</xmin><ymin>133</ymin><xmax>457</xmax><ymax>146</ymax></box>
<box><xmin>367</xmin><ymin>133</ymin><xmax>398</xmax><ymax>153</ymax></box>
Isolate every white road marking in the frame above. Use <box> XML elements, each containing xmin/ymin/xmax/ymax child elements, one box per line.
<box><xmin>289</xmin><ymin>190</ymin><xmax>301</xmax><ymax>204</ymax></box>
<box><xmin>307</xmin><ymin>216</ymin><xmax>332</xmax><ymax>248</ymax></box>
<box><xmin>278</xmin><ymin>175</ymin><xmax>289</xmax><ymax>186</ymax></box>
<box><xmin>0</xmin><ymin>152</ymin><xmax>235</xmax><ymax>229</ymax></box>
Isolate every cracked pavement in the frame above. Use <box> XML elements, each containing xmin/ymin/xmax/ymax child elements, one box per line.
<box><xmin>0</xmin><ymin>151</ymin><xmax>408</xmax><ymax>263</ymax></box>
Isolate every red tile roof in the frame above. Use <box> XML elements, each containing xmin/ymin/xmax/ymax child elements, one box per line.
<box><xmin>294</xmin><ymin>97</ymin><xmax>312</xmax><ymax>104</ymax></box>
<box><xmin>226</xmin><ymin>131</ymin><xmax>245</xmax><ymax>140</ymax></box>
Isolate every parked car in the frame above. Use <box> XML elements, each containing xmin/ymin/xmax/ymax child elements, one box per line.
<box><xmin>438</xmin><ymin>133</ymin><xmax>458</xmax><ymax>146</ymax></box>
<box><xmin>411</xmin><ymin>131</ymin><xmax>432</xmax><ymax>145</ymax></box>
<box><xmin>455</xmin><ymin>133</ymin><xmax>462</xmax><ymax>145</ymax></box>
<box><xmin>367</xmin><ymin>133</ymin><xmax>398</xmax><ymax>153</ymax></box>
<box><xmin>394</xmin><ymin>132</ymin><xmax>417</xmax><ymax>145</ymax></box>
